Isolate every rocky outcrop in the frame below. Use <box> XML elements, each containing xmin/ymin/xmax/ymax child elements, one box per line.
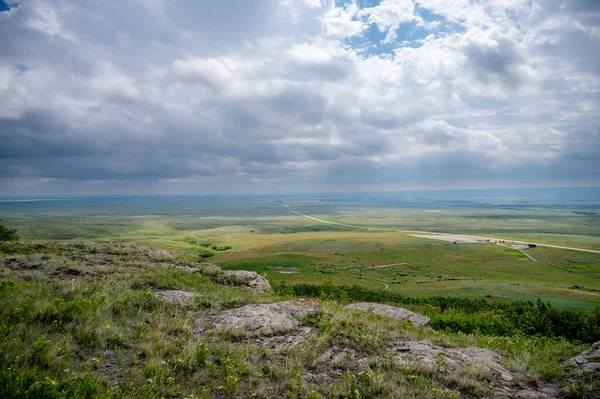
<box><xmin>317</xmin><ymin>340</ymin><xmax>559</xmax><ymax>398</ymax></box>
<box><xmin>223</xmin><ymin>270</ymin><xmax>271</xmax><ymax>293</ymax></box>
<box><xmin>211</xmin><ymin>299</ymin><xmax>319</xmax><ymax>334</ymax></box>
<box><xmin>174</xmin><ymin>262</ymin><xmax>220</xmax><ymax>274</ymax></box>
<box><xmin>346</xmin><ymin>302</ymin><xmax>430</xmax><ymax>326</ymax></box>
<box><xmin>155</xmin><ymin>289</ymin><xmax>198</xmax><ymax>303</ymax></box>
<box><xmin>390</xmin><ymin>340</ymin><xmax>513</xmax><ymax>382</ymax></box>
<box><xmin>565</xmin><ymin>341</ymin><xmax>600</xmax><ymax>373</ymax></box>
<box><xmin>168</xmin><ymin>261</ymin><xmax>271</xmax><ymax>293</ymax></box>
<box><xmin>129</xmin><ymin>246</ymin><xmax>173</xmax><ymax>258</ymax></box>
<box><xmin>201</xmin><ymin>299</ymin><xmax>320</xmax><ymax>349</ymax></box>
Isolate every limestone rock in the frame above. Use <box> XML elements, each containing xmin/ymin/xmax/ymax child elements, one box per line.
<box><xmin>155</xmin><ymin>289</ymin><xmax>197</xmax><ymax>303</ymax></box>
<box><xmin>346</xmin><ymin>302</ymin><xmax>430</xmax><ymax>326</ymax></box>
<box><xmin>198</xmin><ymin>263</ymin><xmax>222</xmax><ymax>274</ymax></box>
<box><xmin>211</xmin><ymin>299</ymin><xmax>319</xmax><ymax>335</ymax></box>
<box><xmin>390</xmin><ymin>340</ymin><xmax>512</xmax><ymax>381</ymax></box>
<box><xmin>129</xmin><ymin>246</ymin><xmax>173</xmax><ymax>258</ymax></box>
<box><xmin>565</xmin><ymin>341</ymin><xmax>600</xmax><ymax>373</ymax></box>
<box><xmin>223</xmin><ymin>270</ymin><xmax>271</xmax><ymax>293</ymax></box>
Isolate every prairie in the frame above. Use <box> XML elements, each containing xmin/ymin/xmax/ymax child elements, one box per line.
<box><xmin>1</xmin><ymin>193</ymin><xmax>599</xmax><ymax>310</ymax></box>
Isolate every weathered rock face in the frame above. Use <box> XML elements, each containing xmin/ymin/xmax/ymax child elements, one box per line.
<box><xmin>390</xmin><ymin>341</ymin><xmax>513</xmax><ymax>382</ymax></box>
<box><xmin>129</xmin><ymin>246</ymin><xmax>173</xmax><ymax>258</ymax></box>
<box><xmin>202</xmin><ymin>299</ymin><xmax>320</xmax><ymax>349</ymax></box>
<box><xmin>223</xmin><ymin>270</ymin><xmax>271</xmax><ymax>293</ymax></box>
<box><xmin>345</xmin><ymin>302</ymin><xmax>430</xmax><ymax>326</ymax></box>
<box><xmin>155</xmin><ymin>290</ymin><xmax>197</xmax><ymax>303</ymax></box>
<box><xmin>316</xmin><ymin>340</ymin><xmax>559</xmax><ymax>398</ymax></box>
<box><xmin>212</xmin><ymin>299</ymin><xmax>319</xmax><ymax>334</ymax></box>
<box><xmin>565</xmin><ymin>341</ymin><xmax>600</xmax><ymax>373</ymax></box>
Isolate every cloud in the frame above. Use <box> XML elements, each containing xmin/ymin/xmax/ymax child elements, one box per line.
<box><xmin>0</xmin><ymin>0</ymin><xmax>598</xmax><ymax>195</ymax></box>
<box><xmin>360</xmin><ymin>0</ymin><xmax>416</xmax><ymax>43</ymax></box>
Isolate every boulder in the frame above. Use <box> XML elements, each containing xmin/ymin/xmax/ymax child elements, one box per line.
<box><xmin>390</xmin><ymin>340</ymin><xmax>512</xmax><ymax>382</ymax></box>
<box><xmin>211</xmin><ymin>299</ymin><xmax>319</xmax><ymax>335</ymax></box>
<box><xmin>565</xmin><ymin>341</ymin><xmax>600</xmax><ymax>373</ymax></box>
<box><xmin>345</xmin><ymin>302</ymin><xmax>430</xmax><ymax>326</ymax></box>
<box><xmin>155</xmin><ymin>289</ymin><xmax>197</xmax><ymax>303</ymax></box>
<box><xmin>223</xmin><ymin>270</ymin><xmax>271</xmax><ymax>293</ymax></box>
<box><xmin>388</xmin><ymin>340</ymin><xmax>562</xmax><ymax>397</ymax></box>
<box><xmin>198</xmin><ymin>299</ymin><xmax>320</xmax><ymax>349</ymax></box>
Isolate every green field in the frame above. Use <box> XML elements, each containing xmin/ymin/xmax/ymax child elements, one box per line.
<box><xmin>1</xmin><ymin>193</ymin><xmax>599</xmax><ymax>311</ymax></box>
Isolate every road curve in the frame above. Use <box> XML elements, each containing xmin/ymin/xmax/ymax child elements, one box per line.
<box><xmin>282</xmin><ymin>203</ymin><xmax>600</xmax><ymax>255</ymax></box>
<box><xmin>373</xmin><ymin>280</ymin><xmax>390</xmax><ymax>289</ymax></box>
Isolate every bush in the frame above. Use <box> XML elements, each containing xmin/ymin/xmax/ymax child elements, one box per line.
<box><xmin>198</xmin><ymin>250</ymin><xmax>214</xmax><ymax>259</ymax></box>
<box><xmin>272</xmin><ymin>282</ymin><xmax>600</xmax><ymax>343</ymax></box>
<box><xmin>0</xmin><ymin>224</ymin><xmax>19</xmax><ymax>242</ymax></box>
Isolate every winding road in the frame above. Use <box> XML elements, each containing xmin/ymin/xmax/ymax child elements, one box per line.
<box><xmin>283</xmin><ymin>203</ymin><xmax>600</xmax><ymax>255</ymax></box>
<box><xmin>372</xmin><ymin>280</ymin><xmax>390</xmax><ymax>289</ymax></box>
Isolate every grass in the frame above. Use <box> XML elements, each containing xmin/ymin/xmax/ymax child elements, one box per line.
<box><xmin>212</xmin><ymin>233</ymin><xmax>600</xmax><ymax>311</ymax></box>
<box><xmin>1</xmin><ymin>240</ymin><xmax>598</xmax><ymax>398</ymax></box>
<box><xmin>1</xmin><ymin>196</ymin><xmax>599</xmax><ymax>311</ymax></box>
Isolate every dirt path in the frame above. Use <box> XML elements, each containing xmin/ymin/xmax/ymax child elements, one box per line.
<box><xmin>283</xmin><ymin>203</ymin><xmax>600</xmax><ymax>255</ymax></box>
<box><xmin>516</xmin><ymin>248</ymin><xmax>600</xmax><ymax>278</ymax></box>
<box><xmin>371</xmin><ymin>279</ymin><xmax>389</xmax><ymax>289</ymax></box>
<box><xmin>518</xmin><ymin>249</ymin><xmax>540</xmax><ymax>263</ymax></box>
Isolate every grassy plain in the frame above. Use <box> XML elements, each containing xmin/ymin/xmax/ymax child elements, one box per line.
<box><xmin>1</xmin><ymin>192</ymin><xmax>599</xmax><ymax>311</ymax></box>
<box><xmin>2</xmin><ymin>241</ymin><xmax>597</xmax><ymax>398</ymax></box>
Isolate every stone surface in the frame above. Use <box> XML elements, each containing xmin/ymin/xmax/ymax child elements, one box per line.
<box><xmin>389</xmin><ymin>340</ymin><xmax>512</xmax><ymax>382</ymax></box>
<box><xmin>303</xmin><ymin>372</ymin><xmax>332</xmax><ymax>385</ymax></box>
<box><xmin>211</xmin><ymin>299</ymin><xmax>319</xmax><ymax>335</ymax></box>
<box><xmin>345</xmin><ymin>302</ymin><xmax>430</xmax><ymax>326</ymax></box>
<box><xmin>129</xmin><ymin>246</ymin><xmax>173</xmax><ymax>258</ymax></box>
<box><xmin>223</xmin><ymin>270</ymin><xmax>272</xmax><ymax>293</ymax></box>
<box><xmin>312</xmin><ymin>339</ymin><xmax>558</xmax><ymax>397</ymax></box>
<box><xmin>198</xmin><ymin>263</ymin><xmax>222</xmax><ymax>273</ymax></box>
<box><xmin>174</xmin><ymin>265</ymin><xmax>200</xmax><ymax>273</ymax></box>
<box><xmin>388</xmin><ymin>340</ymin><xmax>561</xmax><ymax>398</ymax></box>
<box><xmin>155</xmin><ymin>290</ymin><xmax>198</xmax><ymax>303</ymax></box>
<box><xmin>565</xmin><ymin>341</ymin><xmax>600</xmax><ymax>373</ymax></box>
<box><xmin>200</xmin><ymin>299</ymin><xmax>320</xmax><ymax>349</ymax></box>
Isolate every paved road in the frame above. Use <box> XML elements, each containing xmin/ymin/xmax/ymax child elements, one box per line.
<box><xmin>283</xmin><ymin>203</ymin><xmax>600</xmax><ymax>255</ymax></box>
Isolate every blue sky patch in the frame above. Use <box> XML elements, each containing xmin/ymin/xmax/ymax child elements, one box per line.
<box><xmin>13</xmin><ymin>64</ymin><xmax>28</xmax><ymax>75</ymax></box>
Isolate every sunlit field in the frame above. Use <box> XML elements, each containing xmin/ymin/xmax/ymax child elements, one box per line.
<box><xmin>1</xmin><ymin>191</ymin><xmax>599</xmax><ymax>311</ymax></box>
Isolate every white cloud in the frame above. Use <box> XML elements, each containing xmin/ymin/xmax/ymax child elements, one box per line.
<box><xmin>321</xmin><ymin>1</ymin><xmax>366</xmax><ymax>38</ymax></box>
<box><xmin>360</xmin><ymin>0</ymin><xmax>415</xmax><ymax>43</ymax></box>
<box><xmin>0</xmin><ymin>0</ymin><xmax>598</xmax><ymax>194</ymax></box>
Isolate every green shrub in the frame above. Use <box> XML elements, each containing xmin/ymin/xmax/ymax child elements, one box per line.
<box><xmin>0</xmin><ymin>224</ymin><xmax>19</xmax><ymax>242</ymax></box>
<box><xmin>198</xmin><ymin>250</ymin><xmax>214</xmax><ymax>259</ymax></box>
<box><xmin>273</xmin><ymin>282</ymin><xmax>600</xmax><ymax>343</ymax></box>
<box><xmin>0</xmin><ymin>367</ymin><xmax>100</xmax><ymax>399</ymax></box>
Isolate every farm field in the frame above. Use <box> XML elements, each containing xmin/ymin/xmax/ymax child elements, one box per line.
<box><xmin>1</xmin><ymin>190</ymin><xmax>599</xmax><ymax>311</ymax></box>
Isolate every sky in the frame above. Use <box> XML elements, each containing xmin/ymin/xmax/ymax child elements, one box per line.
<box><xmin>0</xmin><ymin>0</ymin><xmax>599</xmax><ymax>195</ymax></box>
